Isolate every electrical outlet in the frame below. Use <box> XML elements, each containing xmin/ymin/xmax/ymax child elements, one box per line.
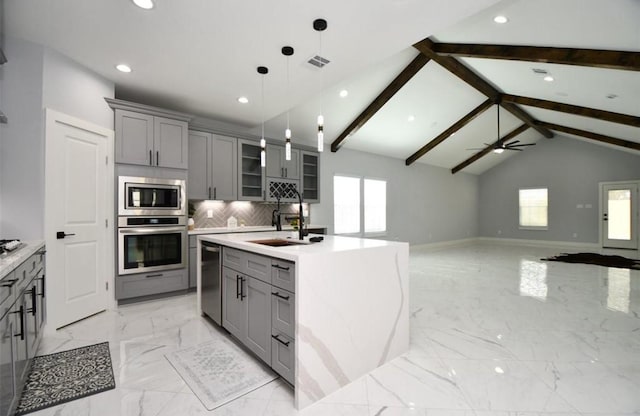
<box><xmin>207</xmin><ymin>209</ymin><xmax>213</xmax><ymax>218</ymax></box>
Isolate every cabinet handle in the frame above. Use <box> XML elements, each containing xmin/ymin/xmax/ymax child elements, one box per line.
<box><xmin>285</xmin><ymin>168</ymin><xmax>288</xmax><ymax>178</ymax></box>
<box><xmin>240</xmin><ymin>277</ymin><xmax>247</xmax><ymax>300</ymax></box>
<box><xmin>209</xmin><ymin>187</ymin><xmax>212</xmax><ymax>199</ymax></box>
<box><xmin>1</xmin><ymin>278</ymin><xmax>18</xmax><ymax>288</ymax></box>
<box><xmin>272</xmin><ymin>334</ymin><xmax>290</xmax><ymax>347</ymax></box>
<box><xmin>272</xmin><ymin>264</ymin><xmax>290</xmax><ymax>271</ymax></box>
<box><xmin>37</xmin><ymin>275</ymin><xmax>45</xmax><ymax>298</ymax></box>
<box><xmin>29</xmin><ymin>285</ymin><xmax>37</xmax><ymax>316</ymax></box>
<box><xmin>281</xmin><ymin>167</ymin><xmax>284</xmax><ymax>177</ymax></box>
<box><xmin>12</xmin><ymin>306</ymin><xmax>25</xmax><ymax>340</ymax></box>
<box><xmin>156</xmin><ymin>151</ymin><xmax>159</xmax><ymax>166</ymax></box>
<box><xmin>236</xmin><ymin>275</ymin><xmax>240</xmax><ymax>299</ymax></box>
<box><xmin>271</xmin><ymin>292</ymin><xmax>290</xmax><ymax>301</ymax></box>
<box><xmin>214</xmin><ymin>187</ymin><xmax>217</xmax><ymax>200</ymax></box>
<box><xmin>149</xmin><ymin>150</ymin><xmax>152</xmax><ymax>166</ymax></box>
<box><xmin>145</xmin><ymin>273</ymin><xmax>163</xmax><ymax>278</ymax></box>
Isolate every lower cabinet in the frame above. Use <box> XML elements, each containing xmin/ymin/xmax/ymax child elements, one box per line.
<box><xmin>116</xmin><ymin>268</ymin><xmax>188</xmax><ymax>300</ymax></box>
<box><xmin>221</xmin><ymin>267</ymin><xmax>272</xmax><ymax>363</ymax></box>
<box><xmin>188</xmin><ymin>236</ymin><xmax>197</xmax><ymax>289</ymax></box>
<box><xmin>221</xmin><ymin>248</ymin><xmax>295</xmax><ymax>385</ymax></box>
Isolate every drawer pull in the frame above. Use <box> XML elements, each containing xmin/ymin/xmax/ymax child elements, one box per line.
<box><xmin>145</xmin><ymin>273</ymin><xmax>163</xmax><ymax>278</ymax></box>
<box><xmin>240</xmin><ymin>277</ymin><xmax>247</xmax><ymax>300</ymax></box>
<box><xmin>272</xmin><ymin>264</ymin><xmax>290</xmax><ymax>271</ymax></box>
<box><xmin>272</xmin><ymin>334</ymin><xmax>290</xmax><ymax>347</ymax></box>
<box><xmin>272</xmin><ymin>292</ymin><xmax>290</xmax><ymax>301</ymax></box>
<box><xmin>1</xmin><ymin>279</ymin><xmax>18</xmax><ymax>288</ymax></box>
<box><xmin>236</xmin><ymin>275</ymin><xmax>240</xmax><ymax>299</ymax></box>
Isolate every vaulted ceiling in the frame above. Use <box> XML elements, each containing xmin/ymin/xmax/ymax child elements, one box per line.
<box><xmin>4</xmin><ymin>0</ymin><xmax>640</xmax><ymax>174</ymax></box>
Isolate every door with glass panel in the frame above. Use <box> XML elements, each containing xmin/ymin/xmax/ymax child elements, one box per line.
<box><xmin>602</xmin><ymin>183</ymin><xmax>638</xmax><ymax>249</ymax></box>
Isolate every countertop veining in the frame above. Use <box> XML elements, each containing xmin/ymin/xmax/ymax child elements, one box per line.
<box><xmin>0</xmin><ymin>240</ymin><xmax>45</xmax><ymax>278</ymax></box>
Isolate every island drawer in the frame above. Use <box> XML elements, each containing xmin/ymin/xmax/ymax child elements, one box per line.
<box><xmin>271</xmin><ymin>259</ymin><xmax>295</xmax><ymax>292</ymax></box>
<box><xmin>271</xmin><ymin>289</ymin><xmax>294</xmax><ymax>339</ymax></box>
<box><xmin>271</xmin><ymin>330</ymin><xmax>294</xmax><ymax>385</ymax></box>
<box><xmin>223</xmin><ymin>247</ymin><xmax>271</xmax><ymax>283</ymax></box>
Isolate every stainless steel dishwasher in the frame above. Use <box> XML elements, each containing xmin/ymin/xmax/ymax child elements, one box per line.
<box><xmin>201</xmin><ymin>241</ymin><xmax>221</xmax><ymax>325</ymax></box>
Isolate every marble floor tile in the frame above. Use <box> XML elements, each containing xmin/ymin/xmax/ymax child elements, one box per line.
<box><xmin>29</xmin><ymin>242</ymin><xmax>640</xmax><ymax>415</ymax></box>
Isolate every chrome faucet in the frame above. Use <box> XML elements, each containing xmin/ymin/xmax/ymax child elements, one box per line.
<box><xmin>272</xmin><ymin>192</ymin><xmax>282</xmax><ymax>231</ymax></box>
<box><xmin>292</xmin><ymin>188</ymin><xmax>305</xmax><ymax>240</ymax></box>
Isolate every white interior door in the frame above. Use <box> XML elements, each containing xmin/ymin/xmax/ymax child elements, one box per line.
<box><xmin>602</xmin><ymin>183</ymin><xmax>638</xmax><ymax>249</ymax></box>
<box><xmin>45</xmin><ymin>109</ymin><xmax>114</xmax><ymax>329</ymax></box>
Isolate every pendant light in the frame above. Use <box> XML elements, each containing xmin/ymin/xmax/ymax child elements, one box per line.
<box><xmin>493</xmin><ymin>104</ymin><xmax>504</xmax><ymax>154</ymax></box>
<box><xmin>282</xmin><ymin>46</ymin><xmax>294</xmax><ymax>161</ymax></box>
<box><xmin>258</xmin><ymin>66</ymin><xmax>269</xmax><ymax>167</ymax></box>
<box><xmin>314</xmin><ymin>18</ymin><xmax>327</xmax><ymax>152</ymax></box>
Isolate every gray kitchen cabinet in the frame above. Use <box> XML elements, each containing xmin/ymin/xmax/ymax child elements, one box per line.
<box><xmin>222</xmin><ymin>266</ymin><xmax>243</xmax><ymax>341</ymax></box>
<box><xmin>107</xmin><ymin>98</ymin><xmax>191</xmax><ymax>169</ymax></box>
<box><xmin>115</xmin><ymin>268</ymin><xmax>188</xmax><ymax>300</ymax></box>
<box><xmin>223</xmin><ymin>247</ymin><xmax>270</xmax><ymax>283</ymax></box>
<box><xmin>271</xmin><ymin>258</ymin><xmax>295</xmax><ymax>293</ymax></box>
<box><xmin>271</xmin><ymin>288</ymin><xmax>294</xmax><ymax>339</ymax></box>
<box><xmin>238</xmin><ymin>139</ymin><xmax>264</xmax><ymax>201</ymax></box>
<box><xmin>188</xmin><ymin>131</ymin><xmax>237</xmax><ymax>200</ymax></box>
<box><xmin>266</xmin><ymin>144</ymin><xmax>300</xmax><ymax>180</ymax></box>
<box><xmin>301</xmin><ymin>151</ymin><xmax>320</xmax><ymax>203</ymax></box>
<box><xmin>271</xmin><ymin>330</ymin><xmax>295</xmax><ymax>385</ymax></box>
<box><xmin>188</xmin><ymin>236</ymin><xmax>197</xmax><ymax>289</ymax></box>
<box><xmin>244</xmin><ymin>276</ymin><xmax>272</xmax><ymax>363</ymax></box>
<box><xmin>0</xmin><ymin>304</ymin><xmax>16</xmax><ymax>416</ymax></box>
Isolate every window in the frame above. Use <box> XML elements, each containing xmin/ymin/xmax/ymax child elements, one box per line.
<box><xmin>519</xmin><ymin>188</ymin><xmax>548</xmax><ymax>229</ymax></box>
<box><xmin>334</xmin><ymin>175</ymin><xmax>387</xmax><ymax>235</ymax></box>
<box><xmin>364</xmin><ymin>179</ymin><xmax>386</xmax><ymax>234</ymax></box>
<box><xmin>334</xmin><ymin>176</ymin><xmax>360</xmax><ymax>234</ymax></box>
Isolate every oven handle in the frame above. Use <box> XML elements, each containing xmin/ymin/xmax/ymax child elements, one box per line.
<box><xmin>119</xmin><ymin>227</ymin><xmax>186</xmax><ymax>234</ymax></box>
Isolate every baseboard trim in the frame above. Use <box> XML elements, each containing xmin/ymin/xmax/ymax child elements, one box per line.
<box><xmin>410</xmin><ymin>238</ymin><xmax>479</xmax><ymax>252</ymax></box>
<box><xmin>477</xmin><ymin>237</ymin><xmax>600</xmax><ymax>250</ymax></box>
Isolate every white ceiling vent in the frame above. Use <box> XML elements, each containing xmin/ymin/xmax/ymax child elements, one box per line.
<box><xmin>531</xmin><ymin>68</ymin><xmax>549</xmax><ymax>75</ymax></box>
<box><xmin>307</xmin><ymin>55</ymin><xmax>330</xmax><ymax>69</ymax></box>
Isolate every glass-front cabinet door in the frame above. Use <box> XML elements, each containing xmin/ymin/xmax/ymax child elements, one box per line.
<box><xmin>238</xmin><ymin>139</ymin><xmax>264</xmax><ymax>201</ymax></box>
<box><xmin>301</xmin><ymin>151</ymin><xmax>320</xmax><ymax>203</ymax></box>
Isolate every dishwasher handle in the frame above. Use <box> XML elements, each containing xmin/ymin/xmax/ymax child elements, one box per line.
<box><xmin>204</xmin><ymin>246</ymin><xmax>220</xmax><ymax>253</ymax></box>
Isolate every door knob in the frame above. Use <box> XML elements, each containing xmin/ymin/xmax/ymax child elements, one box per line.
<box><xmin>56</xmin><ymin>231</ymin><xmax>76</xmax><ymax>239</ymax></box>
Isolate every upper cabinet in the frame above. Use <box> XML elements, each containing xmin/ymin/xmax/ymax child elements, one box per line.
<box><xmin>106</xmin><ymin>98</ymin><xmax>191</xmax><ymax>169</ymax></box>
<box><xmin>188</xmin><ymin>131</ymin><xmax>237</xmax><ymax>200</ymax></box>
<box><xmin>301</xmin><ymin>151</ymin><xmax>320</xmax><ymax>203</ymax></box>
<box><xmin>238</xmin><ymin>139</ymin><xmax>265</xmax><ymax>201</ymax></box>
<box><xmin>266</xmin><ymin>144</ymin><xmax>299</xmax><ymax>180</ymax></box>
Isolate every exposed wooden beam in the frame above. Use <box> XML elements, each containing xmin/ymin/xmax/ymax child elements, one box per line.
<box><xmin>413</xmin><ymin>39</ymin><xmax>554</xmax><ymax>138</ymax></box>
<box><xmin>537</xmin><ymin>122</ymin><xmax>640</xmax><ymax>151</ymax></box>
<box><xmin>405</xmin><ymin>99</ymin><xmax>493</xmax><ymax>166</ymax></box>
<box><xmin>503</xmin><ymin>94</ymin><xmax>640</xmax><ymax>128</ymax></box>
<box><xmin>330</xmin><ymin>54</ymin><xmax>430</xmax><ymax>152</ymax></box>
<box><xmin>451</xmin><ymin>124</ymin><xmax>530</xmax><ymax>174</ymax></box>
<box><xmin>431</xmin><ymin>43</ymin><xmax>640</xmax><ymax>72</ymax></box>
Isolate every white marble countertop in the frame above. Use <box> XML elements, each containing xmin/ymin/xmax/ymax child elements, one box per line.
<box><xmin>189</xmin><ymin>224</ymin><xmax>327</xmax><ymax>235</ymax></box>
<box><xmin>198</xmin><ymin>231</ymin><xmax>402</xmax><ymax>262</ymax></box>
<box><xmin>0</xmin><ymin>240</ymin><xmax>45</xmax><ymax>278</ymax></box>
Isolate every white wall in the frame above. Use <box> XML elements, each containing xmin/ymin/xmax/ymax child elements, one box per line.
<box><xmin>478</xmin><ymin>137</ymin><xmax>640</xmax><ymax>244</ymax></box>
<box><xmin>0</xmin><ymin>36</ymin><xmax>114</xmax><ymax>239</ymax></box>
<box><xmin>312</xmin><ymin>148</ymin><xmax>479</xmax><ymax>245</ymax></box>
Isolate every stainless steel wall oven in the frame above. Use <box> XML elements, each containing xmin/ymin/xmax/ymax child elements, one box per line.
<box><xmin>117</xmin><ymin>216</ymin><xmax>187</xmax><ymax>275</ymax></box>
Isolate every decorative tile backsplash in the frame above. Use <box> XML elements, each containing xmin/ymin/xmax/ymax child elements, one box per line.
<box><xmin>190</xmin><ymin>200</ymin><xmax>310</xmax><ymax>229</ymax></box>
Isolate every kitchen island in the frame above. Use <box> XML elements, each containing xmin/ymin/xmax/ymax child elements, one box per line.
<box><xmin>196</xmin><ymin>231</ymin><xmax>409</xmax><ymax>410</ymax></box>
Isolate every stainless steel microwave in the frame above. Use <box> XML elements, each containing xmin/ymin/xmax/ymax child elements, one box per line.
<box><xmin>118</xmin><ymin>176</ymin><xmax>186</xmax><ymax>217</ymax></box>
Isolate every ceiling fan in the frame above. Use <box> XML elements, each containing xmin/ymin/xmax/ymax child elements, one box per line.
<box><xmin>467</xmin><ymin>104</ymin><xmax>536</xmax><ymax>154</ymax></box>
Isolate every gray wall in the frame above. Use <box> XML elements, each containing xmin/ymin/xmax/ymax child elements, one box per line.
<box><xmin>0</xmin><ymin>37</ymin><xmax>114</xmax><ymax>239</ymax></box>
<box><xmin>311</xmin><ymin>148</ymin><xmax>479</xmax><ymax>245</ymax></box>
<box><xmin>479</xmin><ymin>136</ymin><xmax>640</xmax><ymax>244</ymax></box>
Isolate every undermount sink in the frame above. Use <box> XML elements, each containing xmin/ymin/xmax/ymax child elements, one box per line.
<box><xmin>248</xmin><ymin>238</ymin><xmax>309</xmax><ymax>247</ymax></box>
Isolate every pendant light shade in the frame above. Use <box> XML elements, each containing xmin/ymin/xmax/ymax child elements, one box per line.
<box><xmin>282</xmin><ymin>46</ymin><xmax>294</xmax><ymax>161</ymax></box>
<box><xmin>314</xmin><ymin>18</ymin><xmax>327</xmax><ymax>152</ymax></box>
<box><xmin>257</xmin><ymin>66</ymin><xmax>269</xmax><ymax>167</ymax></box>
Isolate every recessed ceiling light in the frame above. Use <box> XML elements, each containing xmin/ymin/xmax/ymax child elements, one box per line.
<box><xmin>237</xmin><ymin>96</ymin><xmax>249</xmax><ymax>104</ymax></box>
<box><xmin>543</xmin><ymin>75</ymin><xmax>554</xmax><ymax>82</ymax></box>
<box><xmin>494</xmin><ymin>366</ymin><xmax>505</xmax><ymax>374</ymax></box>
<box><xmin>493</xmin><ymin>15</ymin><xmax>508</xmax><ymax>24</ymax></box>
<box><xmin>116</xmin><ymin>64</ymin><xmax>132</xmax><ymax>73</ymax></box>
<box><xmin>132</xmin><ymin>0</ymin><xmax>154</xmax><ymax>9</ymax></box>
<box><xmin>339</xmin><ymin>89</ymin><xmax>348</xmax><ymax>98</ymax></box>
<box><xmin>407</xmin><ymin>115</ymin><xmax>415</xmax><ymax>122</ymax></box>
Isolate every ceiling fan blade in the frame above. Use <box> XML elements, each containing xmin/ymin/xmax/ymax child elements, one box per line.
<box><xmin>508</xmin><ymin>143</ymin><xmax>536</xmax><ymax>147</ymax></box>
<box><xmin>505</xmin><ymin>140</ymin><xmax>520</xmax><ymax>146</ymax></box>
<box><xmin>506</xmin><ymin>147</ymin><xmax>523</xmax><ymax>151</ymax></box>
